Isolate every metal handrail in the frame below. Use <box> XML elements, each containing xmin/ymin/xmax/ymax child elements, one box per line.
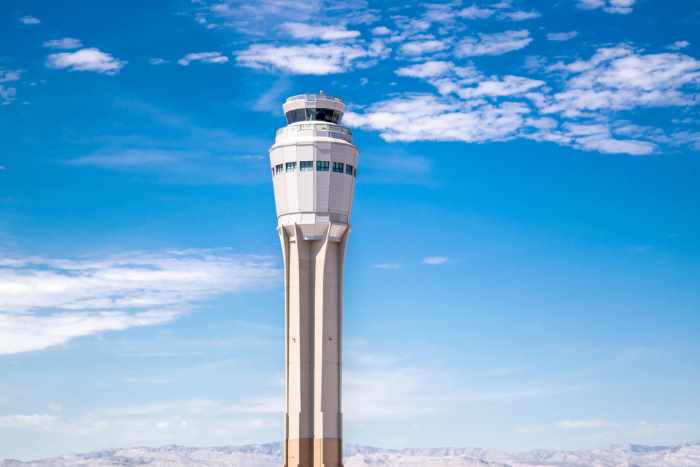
<box><xmin>285</xmin><ymin>93</ymin><xmax>344</xmax><ymax>103</ymax></box>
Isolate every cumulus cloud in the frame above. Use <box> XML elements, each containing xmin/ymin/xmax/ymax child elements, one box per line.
<box><xmin>541</xmin><ymin>45</ymin><xmax>700</xmax><ymax>116</ymax></box>
<box><xmin>236</xmin><ymin>43</ymin><xmax>371</xmax><ymax>74</ymax></box>
<box><xmin>399</xmin><ymin>39</ymin><xmax>450</xmax><ymax>57</ymax></box>
<box><xmin>349</xmin><ymin>52</ymin><xmax>672</xmax><ymax>156</ymax></box>
<box><xmin>371</xmin><ymin>26</ymin><xmax>392</xmax><ymax>36</ymax></box>
<box><xmin>177</xmin><ymin>52</ymin><xmax>229</xmax><ymax>65</ymax></box>
<box><xmin>46</xmin><ymin>48</ymin><xmax>126</xmax><ymax>74</ymax></box>
<box><xmin>577</xmin><ymin>0</ymin><xmax>635</xmax><ymax>14</ymax></box>
<box><xmin>459</xmin><ymin>5</ymin><xmax>495</xmax><ymax>19</ymax></box>
<box><xmin>547</xmin><ymin>31</ymin><xmax>578</xmax><ymax>42</ymax></box>
<box><xmin>43</xmin><ymin>37</ymin><xmax>83</xmax><ymax>49</ymax></box>
<box><xmin>456</xmin><ymin>30</ymin><xmax>532</xmax><ymax>57</ymax></box>
<box><xmin>281</xmin><ymin>22</ymin><xmax>360</xmax><ymax>41</ymax></box>
<box><xmin>19</xmin><ymin>15</ymin><xmax>40</xmax><ymax>25</ymax></box>
<box><xmin>345</xmin><ymin>94</ymin><xmax>531</xmax><ymax>143</ymax></box>
<box><xmin>0</xmin><ymin>250</ymin><xmax>279</xmax><ymax>354</ymax></box>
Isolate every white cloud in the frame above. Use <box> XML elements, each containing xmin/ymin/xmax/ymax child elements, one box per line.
<box><xmin>149</xmin><ymin>57</ymin><xmax>168</xmax><ymax>65</ymax></box>
<box><xmin>501</xmin><ymin>10</ymin><xmax>541</xmax><ymax>21</ymax></box>
<box><xmin>373</xmin><ymin>263</ymin><xmax>401</xmax><ymax>270</ymax></box>
<box><xmin>0</xmin><ymin>86</ymin><xmax>16</xmax><ymax>105</ymax></box>
<box><xmin>19</xmin><ymin>15</ymin><xmax>40</xmax><ymax>25</ymax></box>
<box><xmin>345</xmin><ymin>94</ymin><xmax>531</xmax><ymax>144</ymax></box>
<box><xmin>396</xmin><ymin>61</ymin><xmax>454</xmax><ymax>79</ymax></box>
<box><xmin>561</xmin><ymin>123</ymin><xmax>656</xmax><ymax>155</ymax></box>
<box><xmin>396</xmin><ymin>61</ymin><xmax>544</xmax><ymax>100</ymax></box>
<box><xmin>456</xmin><ymin>30</ymin><xmax>532</xmax><ymax>57</ymax></box>
<box><xmin>458</xmin><ymin>5</ymin><xmax>495</xmax><ymax>19</ymax></box>
<box><xmin>43</xmin><ymin>37</ymin><xmax>83</xmax><ymax>49</ymax></box>
<box><xmin>547</xmin><ymin>31</ymin><xmax>578</xmax><ymax>42</ymax></box>
<box><xmin>423</xmin><ymin>256</ymin><xmax>449</xmax><ymax>265</ymax></box>
<box><xmin>236</xmin><ymin>43</ymin><xmax>371</xmax><ymax>74</ymax></box>
<box><xmin>0</xmin><ymin>250</ymin><xmax>279</xmax><ymax>354</ymax></box>
<box><xmin>46</xmin><ymin>48</ymin><xmax>126</xmax><ymax>74</ymax></box>
<box><xmin>576</xmin><ymin>0</ymin><xmax>635</xmax><ymax>14</ymax></box>
<box><xmin>371</xmin><ymin>26</ymin><xmax>392</xmax><ymax>36</ymax></box>
<box><xmin>177</xmin><ymin>52</ymin><xmax>229</xmax><ymax>65</ymax></box>
<box><xmin>0</xmin><ymin>69</ymin><xmax>21</xmax><ymax>105</ymax></box>
<box><xmin>399</xmin><ymin>39</ymin><xmax>450</xmax><ymax>57</ymax></box>
<box><xmin>541</xmin><ymin>45</ymin><xmax>700</xmax><ymax>116</ymax></box>
<box><xmin>281</xmin><ymin>22</ymin><xmax>360</xmax><ymax>41</ymax></box>
<box><xmin>0</xmin><ymin>414</ymin><xmax>57</xmax><ymax>429</ymax></box>
<box><xmin>557</xmin><ymin>419</ymin><xmax>619</xmax><ymax>429</ymax></box>
<box><xmin>0</xmin><ymin>310</ymin><xmax>181</xmax><ymax>355</ymax></box>
<box><xmin>669</xmin><ymin>40</ymin><xmax>690</xmax><ymax>51</ymax></box>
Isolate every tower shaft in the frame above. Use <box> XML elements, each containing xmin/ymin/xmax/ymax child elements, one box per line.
<box><xmin>280</xmin><ymin>224</ymin><xmax>346</xmax><ymax>467</ymax></box>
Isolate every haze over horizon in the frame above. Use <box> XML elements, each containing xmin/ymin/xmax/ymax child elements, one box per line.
<box><xmin>1</xmin><ymin>0</ymin><xmax>700</xmax><ymax>461</ymax></box>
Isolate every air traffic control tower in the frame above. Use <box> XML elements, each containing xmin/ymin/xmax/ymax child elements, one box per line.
<box><xmin>269</xmin><ymin>93</ymin><xmax>358</xmax><ymax>467</ymax></box>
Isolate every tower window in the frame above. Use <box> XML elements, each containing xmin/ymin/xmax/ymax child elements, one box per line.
<box><xmin>275</xmin><ymin>164</ymin><xmax>283</xmax><ymax>174</ymax></box>
<box><xmin>332</xmin><ymin>162</ymin><xmax>344</xmax><ymax>173</ymax></box>
<box><xmin>345</xmin><ymin>164</ymin><xmax>354</xmax><ymax>175</ymax></box>
<box><xmin>300</xmin><ymin>161</ymin><xmax>313</xmax><ymax>172</ymax></box>
<box><xmin>354</xmin><ymin>167</ymin><xmax>357</xmax><ymax>177</ymax></box>
<box><xmin>317</xmin><ymin>161</ymin><xmax>330</xmax><ymax>172</ymax></box>
<box><xmin>285</xmin><ymin>162</ymin><xmax>297</xmax><ymax>172</ymax></box>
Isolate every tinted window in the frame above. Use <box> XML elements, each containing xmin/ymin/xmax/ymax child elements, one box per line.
<box><xmin>332</xmin><ymin>162</ymin><xmax>344</xmax><ymax>173</ymax></box>
<box><xmin>286</xmin><ymin>108</ymin><xmax>342</xmax><ymax>124</ymax></box>
<box><xmin>275</xmin><ymin>164</ymin><xmax>283</xmax><ymax>174</ymax></box>
<box><xmin>317</xmin><ymin>161</ymin><xmax>330</xmax><ymax>171</ymax></box>
<box><xmin>300</xmin><ymin>161</ymin><xmax>313</xmax><ymax>171</ymax></box>
<box><xmin>285</xmin><ymin>162</ymin><xmax>297</xmax><ymax>172</ymax></box>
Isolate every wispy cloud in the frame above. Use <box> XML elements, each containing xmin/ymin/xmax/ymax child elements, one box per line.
<box><xmin>43</xmin><ymin>37</ymin><xmax>83</xmax><ymax>49</ymax></box>
<box><xmin>372</xmin><ymin>263</ymin><xmax>401</xmax><ymax>270</ymax></box>
<box><xmin>0</xmin><ymin>69</ymin><xmax>20</xmax><ymax>105</ymax></box>
<box><xmin>0</xmin><ymin>250</ymin><xmax>279</xmax><ymax>354</ymax></box>
<box><xmin>422</xmin><ymin>256</ymin><xmax>449</xmax><ymax>265</ymax></box>
<box><xmin>281</xmin><ymin>22</ymin><xmax>360</xmax><ymax>41</ymax></box>
<box><xmin>547</xmin><ymin>31</ymin><xmax>578</xmax><ymax>42</ymax></box>
<box><xmin>178</xmin><ymin>51</ymin><xmax>229</xmax><ymax>65</ymax></box>
<box><xmin>456</xmin><ymin>30</ymin><xmax>532</xmax><ymax>57</ymax></box>
<box><xmin>236</xmin><ymin>43</ymin><xmax>373</xmax><ymax>75</ymax></box>
<box><xmin>46</xmin><ymin>48</ymin><xmax>126</xmax><ymax>74</ymax></box>
<box><xmin>576</xmin><ymin>0</ymin><xmax>636</xmax><ymax>14</ymax></box>
<box><xmin>19</xmin><ymin>15</ymin><xmax>40</xmax><ymax>25</ymax></box>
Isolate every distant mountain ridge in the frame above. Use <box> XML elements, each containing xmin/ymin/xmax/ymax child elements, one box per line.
<box><xmin>2</xmin><ymin>441</ymin><xmax>700</xmax><ymax>466</ymax></box>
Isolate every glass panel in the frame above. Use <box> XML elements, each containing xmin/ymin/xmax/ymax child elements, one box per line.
<box><xmin>317</xmin><ymin>161</ymin><xmax>329</xmax><ymax>172</ymax></box>
<box><xmin>286</xmin><ymin>108</ymin><xmax>342</xmax><ymax>124</ymax></box>
<box><xmin>285</xmin><ymin>162</ymin><xmax>297</xmax><ymax>172</ymax></box>
<box><xmin>275</xmin><ymin>164</ymin><xmax>283</xmax><ymax>174</ymax></box>
<box><xmin>345</xmin><ymin>164</ymin><xmax>354</xmax><ymax>175</ymax></box>
<box><xmin>300</xmin><ymin>161</ymin><xmax>313</xmax><ymax>171</ymax></box>
<box><xmin>332</xmin><ymin>162</ymin><xmax>344</xmax><ymax>173</ymax></box>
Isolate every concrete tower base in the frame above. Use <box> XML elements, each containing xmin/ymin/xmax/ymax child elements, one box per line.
<box><xmin>279</xmin><ymin>223</ymin><xmax>347</xmax><ymax>467</ymax></box>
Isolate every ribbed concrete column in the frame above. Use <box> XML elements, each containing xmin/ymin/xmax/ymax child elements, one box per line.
<box><xmin>280</xmin><ymin>224</ymin><xmax>346</xmax><ymax>467</ymax></box>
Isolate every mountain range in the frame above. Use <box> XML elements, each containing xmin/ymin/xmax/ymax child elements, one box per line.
<box><xmin>2</xmin><ymin>442</ymin><xmax>700</xmax><ymax>466</ymax></box>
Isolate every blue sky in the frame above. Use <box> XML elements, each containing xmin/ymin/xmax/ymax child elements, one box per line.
<box><xmin>1</xmin><ymin>0</ymin><xmax>700</xmax><ymax>460</ymax></box>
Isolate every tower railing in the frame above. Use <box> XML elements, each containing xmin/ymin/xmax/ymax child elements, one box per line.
<box><xmin>276</xmin><ymin>124</ymin><xmax>352</xmax><ymax>143</ymax></box>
